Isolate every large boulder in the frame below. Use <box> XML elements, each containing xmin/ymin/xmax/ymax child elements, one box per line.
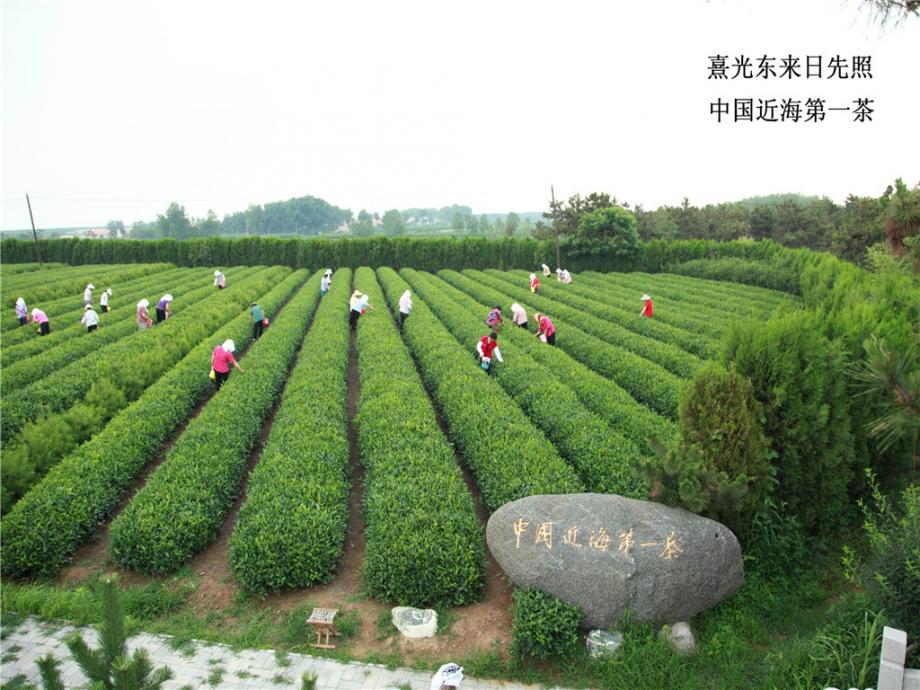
<box><xmin>486</xmin><ymin>494</ymin><xmax>743</xmax><ymax>628</ymax></box>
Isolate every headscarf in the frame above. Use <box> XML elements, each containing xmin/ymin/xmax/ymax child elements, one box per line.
<box><xmin>137</xmin><ymin>298</ymin><xmax>150</xmax><ymax>309</ymax></box>
<box><xmin>161</xmin><ymin>294</ymin><xmax>173</xmax><ymax>302</ymax></box>
<box><xmin>399</xmin><ymin>290</ymin><xmax>412</xmax><ymax>312</ymax></box>
<box><xmin>511</xmin><ymin>302</ymin><xmax>524</xmax><ymax>316</ymax></box>
<box><xmin>530</xmin><ymin>273</ymin><xmax>536</xmax><ymax>280</ymax></box>
<box><xmin>16</xmin><ymin>297</ymin><xmax>26</xmax><ymax>309</ymax></box>
<box><xmin>214</xmin><ymin>270</ymin><xmax>222</xmax><ymax>276</ymax></box>
<box><xmin>641</xmin><ymin>293</ymin><xmax>651</xmax><ymax>301</ymax></box>
<box><xmin>430</xmin><ymin>663</ymin><xmax>464</xmax><ymax>690</ymax></box>
<box><xmin>222</xmin><ymin>339</ymin><xmax>235</xmax><ymax>353</ymax></box>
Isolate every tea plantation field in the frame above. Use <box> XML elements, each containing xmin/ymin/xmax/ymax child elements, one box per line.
<box><xmin>0</xmin><ymin>261</ymin><xmax>799</xmax><ymax>597</ymax></box>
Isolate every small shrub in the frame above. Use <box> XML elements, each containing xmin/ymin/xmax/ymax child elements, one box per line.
<box><xmin>510</xmin><ymin>589</ymin><xmax>582</xmax><ymax>660</ymax></box>
<box><xmin>843</xmin><ymin>472</ymin><xmax>920</xmax><ymax>647</ymax></box>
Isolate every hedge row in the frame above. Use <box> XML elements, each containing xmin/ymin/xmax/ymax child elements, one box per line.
<box><xmin>464</xmin><ymin>270</ymin><xmax>685</xmax><ymax>419</ymax></box>
<box><xmin>0</xmin><ymin>266</ymin><xmax>289</xmax><ymax>445</ymax></box>
<box><xmin>229</xmin><ymin>270</ymin><xmax>352</xmax><ymax>594</ymax></box>
<box><xmin>0</xmin><ymin>269</ymin><xmax>287</xmax><ymax>511</ymax></box>
<box><xmin>435</xmin><ymin>269</ymin><xmax>677</xmax><ymax>452</ymax></box>
<box><xmin>497</xmin><ymin>269</ymin><xmax>714</xmax><ymax>361</ymax></box>
<box><xmin>570</xmin><ymin>272</ymin><xmax>727</xmax><ymax>337</ymax></box>
<box><xmin>476</xmin><ymin>270</ymin><xmax>702</xmax><ymax>379</ymax></box>
<box><xmin>0</xmin><ymin>262</ymin><xmax>66</xmax><ymax>276</ymax></box>
<box><xmin>1</xmin><ymin>268</ymin><xmax>232</xmax><ymax>392</ymax></box>
<box><xmin>0</xmin><ymin>236</ymin><xmax>805</xmax><ymax>275</ymax></box>
<box><xmin>375</xmin><ymin>268</ymin><xmax>584</xmax><ymax>510</ymax></box>
<box><xmin>403</xmin><ymin>269</ymin><xmax>645</xmax><ymax>498</ymax></box>
<box><xmin>109</xmin><ymin>271</ymin><xmax>322</xmax><ymax>574</ymax></box>
<box><xmin>668</xmin><ymin>257</ymin><xmax>801</xmax><ymax>294</ymax></box>
<box><xmin>353</xmin><ymin>267</ymin><xmax>485</xmax><ymax>605</ymax></box>
<box><xmin>2</xmin><ymin>262</ymin><xmax>173</xmax><ymax>308</ymax></box>
<box><xmin>0</xmin><ymin>270</ymin><xmax>309</xmax><ymax>578</ymax></box>
<box><xmin>1</xmin><ymin>266</ymin><xmax>197</xmax><ymax>352</ymax></box>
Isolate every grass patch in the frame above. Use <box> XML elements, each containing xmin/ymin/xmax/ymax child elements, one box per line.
<box><xmin>206</xmin><ymin>665</ymin><xmax>225</xmax><ymax>686</ymax></box>
<box><xmin>376</xmin><ymin>610</ymin><xmax>397</xmax><ymax>641</ymax></box>
<box><xmin>274</xmin><ymin>649</ymin><xmax>291</xmax><ymax>667</ymax></box>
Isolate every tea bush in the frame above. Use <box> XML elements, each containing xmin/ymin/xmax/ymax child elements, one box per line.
<box><xmin>510</xmin><ymin>589</ymin><xmax>582</xmax><ymax>660</ymax></box>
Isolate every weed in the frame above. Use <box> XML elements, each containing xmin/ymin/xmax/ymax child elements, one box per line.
<box><xmin>206</xmin><ymin>665</ymin><xmax>225</xmax><ymax>686</ymax></box>
<box><xmin>275</xmin><ymin>649</ymin><xmax>291</xmax><ymax>667</ymax></box>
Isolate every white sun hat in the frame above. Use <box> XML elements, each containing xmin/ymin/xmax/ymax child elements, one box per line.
<box><xmin>162</xmin><ymin>294</ymin><xmax>173</xmax><ymax>302</ymax></box>
<box><xmin>214</xmin><ymin>269</ymin><xmax>222</xmax><ymax>276</ymax></box>
<box><xmin>641</xmin><ymin>293</ymin><xmax>651</xmax><ymax>300</ymax></box>
<box><xmin>222</xmin><ymin>339</ymin><xmax>235</xmax><ymax>353</ymax></box>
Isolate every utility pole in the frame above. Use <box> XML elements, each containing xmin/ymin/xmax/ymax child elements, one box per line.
<box><xmin>550</xmin><ymin>185</ymin><xmax>560</xmax><ymax>270</ymax></box>
<box><xmin>26</xmin><ymin>194</ymin><xmax>43</xmax><ymax>264</ymax></box>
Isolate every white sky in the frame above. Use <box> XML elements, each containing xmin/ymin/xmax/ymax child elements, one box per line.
<box><xmin>1</xmin><ymin>0</ymin><xmax>918</xmax><ymax>230</ymax></box>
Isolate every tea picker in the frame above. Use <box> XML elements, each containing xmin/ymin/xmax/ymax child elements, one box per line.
<box><xmin>476</xmin><ymin>330</ymin><xmax>503</xmax><ymax>375</ymax></box>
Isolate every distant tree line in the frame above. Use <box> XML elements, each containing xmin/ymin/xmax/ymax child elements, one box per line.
<box><xmin>531</xmin><ymin>184</ymin><xmax>920</xmax><ymax>268</ymax></box>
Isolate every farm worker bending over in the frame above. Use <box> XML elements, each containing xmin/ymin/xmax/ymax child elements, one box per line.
<box><xmin>398</xmin><ymin>290</ymin><xmax>412</xmax><ymax>328</ymax></box>
<box><xmin>250</xmin><ymin>302</ymin><xmax>267</xmax><ymax>339</ymax></box>
<box><xmin>136</xmin><ymin>299</ymin><xmax>153</xmax><ymax>330</ymax></box>
<box><xmin>560</xmin><ymin>269</ymin><xmax>572</xmax><ymax>284</ymax></box>
<box><xmin>641</xmin><ymin>293</ymin><xmax>654</xmax><ymax>317</ymax></box>
<box><xmin>100</xmin><ymin>288</ymin><xmax>112</xmax><ymax>313</ymax></box>
<box><xmin>31</xmin><ymin>307</ymin><xmax>50</xmax><ymax>336</ymax></box>
<box><xmin>15</xmin><ymin>297</ymin><xmax>28</xmax><ymax>325</ymax></box>
<box><xmin>320</xmin><ymin>270</ymin><xmax>332</xmax><ymax>297</ymax></box>
<box><xmin>534</xmin><ymin>312</ymin><xmax>556</xmax><ymax>345</ymax></box>
<box><xmin>510</xmin><ymin>302</ymin><xmax>528</xmax><ymax>330</ymax></box>
<box><xmin>214</xmin><ymin>270</ymin><xmax>226</xmax><ymax>289</ymax></box>
<box><xmin>430</xmin><ymin>663</ymin><xmax>464</xmax><ymax>690</ymax></box>
<box><xmin>83</xmin><ymin>283</ymin><xmax>95</xmax><ymax>306</ymax></box>
<box><xmin>211</xmin><ymin>339</ymin><xmax>244</xmax><ymax>389</ymax></box>
<box><xmin>156</xmin><ymin>294</ymin><xmax>173</xmax><ymax>323</ymax></box>
<box><xmin>81</xmin><ymin>304</ymin><xmax>100</xmax><ymax>333</ymax></box>
<box><xmin>541</xmin><ymin>263</ymin><xmax>551</xmax><ymax>277</ymax></box>
<box><xmin>476</xmin><ymin>331</ymin><xmax>503</xmax><ymax>375</ymax></box>
<box><xmin>529</xmin><ymin>273</ymin><xmax>540</xmax><ymax>294</ymax></box>
<box><xmin>485</xmin><ymin>305</ymin><xmax>504</xmax><ymax>330</ymax></box>
<box><xmin>349</xmin><ymin>290</ymin><xmax>373</xmax><ymax>331</ymax></box>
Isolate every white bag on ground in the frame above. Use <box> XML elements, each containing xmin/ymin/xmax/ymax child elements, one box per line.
<box><xmin>430</xmin><ymin>663</ymin><xmax>464</xmax><ymax>690</ymax></box>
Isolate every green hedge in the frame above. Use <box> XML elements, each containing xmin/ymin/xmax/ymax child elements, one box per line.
<box><xmin>1</xmin><ymin>263</ymin><xmax>172</xmax><ymax>308</ymax></box>
<box><xmin>511</xmin><ymin>589</ymin><xmax>583</xmax><ymax>660</ymax></box>
<box><xmin>0</xmin><ymin>270</ymin><xmax>308</xmax><ymax>579</ymax></box>
<box><xmin>668</xmin><ymin>257</ymin><xmax>800</xmax><ymax>294</ymax></box>
<box><xmin>0</xmin><ymin>268</ymin><xmax>286</xmax><ymax>511</ymax></box>
<box><xmin>1</xmin><ymin>268</ymin><xmax>230</xmax><ymax>393</ymax></box>
<box><xmin>109</xmin><ymin>271</ymin><xmax>322</xmax><ymax>574</ymax></box>
<box><xmin>354</xmin><ymin>267</ymin><xmax>485</xmax><ymax>606</ymax></box>
<box><xmin>0</xmin><ymin>236</ymin><xmax>805</xmax><ymax>275</ymax></box>
<box><xmin>435</xmin><ymin>270</ymin><xmax>676</xmax><ymax>453</ymax></box>
<box><xmin>466</xmin><ymin>270</ymin><xmax>685</xmax><ymax>419</ymax></box>
<box><xmin>229</xmin><ymin>271</ymin><xmax>352</xmax><ymax>593</ymax></box>
<box><xmin>403</xmin><ymin>269</ymin><xmax>645</xmax><ymax>498</ymax></box>
<box><xmin>0</xmin><ymin>266</ymin><xmax>197</xmax><ymax>353</ymax></box>
<box><xmin>375</xmin><ymin>268</ymin><xmax>584</xmax><ymax>510</ymax></box>
<box><xmin>0</xmin><ymin>267</ymin><xmax>289</xmax><ymax>445</ymax></box>
<box><xmin>493</xmin><ymin>269</ymin><xmax>713</xmax><ymax>363</ymax></box>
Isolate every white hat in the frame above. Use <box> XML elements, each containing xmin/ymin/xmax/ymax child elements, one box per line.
<box><xmin>16</xmin><ymin>297</ymin><xmax>25</xmax><ymax>307</ymax></box>
<box><xmin>137</xmin><ymin>298</ymin><xmax>150</xmax><ymax>308</ymax></box>
<box><xmin>556</xmin><ymin>267</ymin><xmax>562</xmax><ymax>273</ymax></box>
<box><xmin>85</xmin><ymin>304</ymin><xmax>93</xmax><ymax>310</ymax></box>
<box><xmin>530</xmin><ymin>273</ymin><xmax>536</xmax><ymax>279</ymax></box>
<box><xmin>222</xmin><ymin>339</ymin><xmax>235</xmax><ymax>353</ymax></box>
<box><xmin>214</xmin><ymin>269</ymin><xmax>222</xmax><ymax>276</ymax></box>
<box><xmin>105</xmin><ymin>288</ymin><xmax>112</xmax><ymax>295</ymax></box>
<box><xmin>641</xmin><ymin>293</ymin><xmax>651</xmax><ymax>301</ymax></box>
<box><xmin>162</xmin><ymin>294</ymin><xmax>173</xmax><ymax>302</ymax></box>
<box><xmin>31</xmin><ymin>308</ymin><xmax>40</xmax><ymax>317</ymax></box>
<box><xmin>87</xmin><ymin>283</ymin><xmax>95</xmax><ymax>289</ymax></box>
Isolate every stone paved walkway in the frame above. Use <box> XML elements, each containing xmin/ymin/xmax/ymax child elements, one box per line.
<box><xmin>1</xmin><ymin>617</ymin><xmax>577</xmax><ymax>690</ymax></box>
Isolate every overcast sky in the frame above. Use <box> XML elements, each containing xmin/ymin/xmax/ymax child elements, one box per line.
<box><xmin>1</xmin><ymin>0</ymin><xmax>918</xmax><ymax>230</ymax></box>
